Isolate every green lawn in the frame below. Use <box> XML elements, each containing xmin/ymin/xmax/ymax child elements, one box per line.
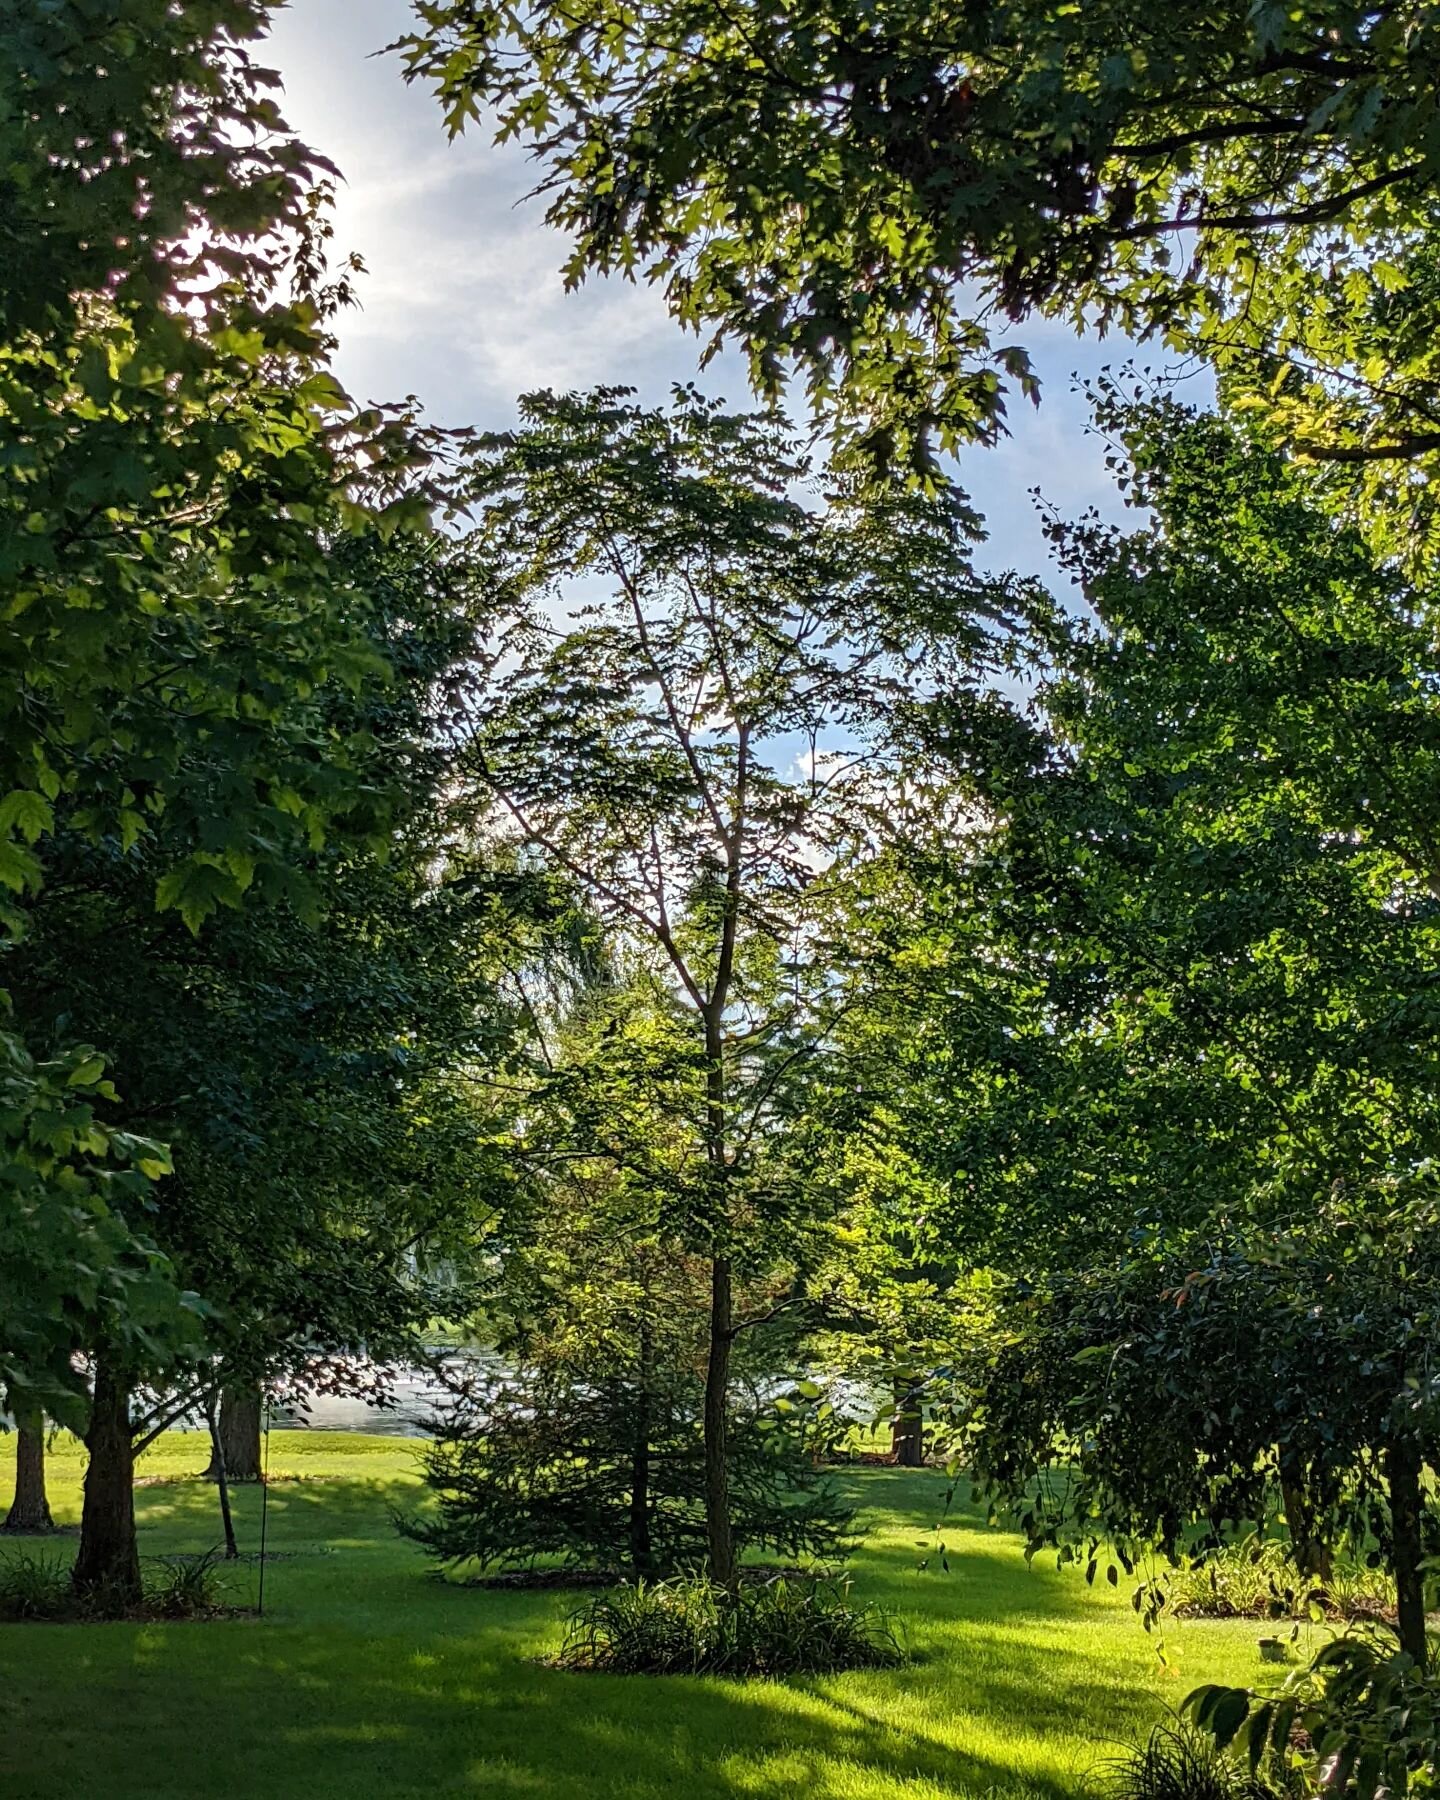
<box><xmin>0</xmin><ymin>1432</ymin><xmax>1274</xmax><ymax>1800</ymax></box>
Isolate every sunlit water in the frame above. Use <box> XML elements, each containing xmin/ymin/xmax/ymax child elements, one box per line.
<box><xmin>268</xmin><ymin>1354</ymin><xmax>489</xmax><ymax>1436</ymax></box>
<box><xmin>101</xmin><ymin>1357</ymin><xmax>879</xmax><ymax>1441</ymax></box>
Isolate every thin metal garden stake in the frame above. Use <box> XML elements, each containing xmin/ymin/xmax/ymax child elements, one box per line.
<box><xmin>257</xmin><ymin>1400</ymin><xmax>272</xmax><ymax>1618</ymax></box>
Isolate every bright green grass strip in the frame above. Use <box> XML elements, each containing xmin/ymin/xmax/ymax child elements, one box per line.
<box><xmin>0</xmin><ymin>1432</ymin><xmax>1275</xmax><ymax>1800</ymax></box>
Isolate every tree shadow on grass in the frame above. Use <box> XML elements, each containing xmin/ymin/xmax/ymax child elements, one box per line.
<box><xmin>131</xmin><ymin>1464</ymin><xmax>421</xmax><ymax>1551</ymax></box>
<box><xmin>3</xmin><ymin>1500</ymin><xmax>1140</xmax><ymax>1800</ymax></box>
<box><xmin>3</xmin><ymin>1461</ymin><xmax>1251</xmax><ymax>1800</ymax></box>
<box><xmin>17</xmin><ymin>1615</ymin><xmax>1109</xmax><ymax>1800</ymax></box>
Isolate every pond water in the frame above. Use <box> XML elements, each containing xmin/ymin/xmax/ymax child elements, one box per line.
<box><xmin>267</xmin><ymin>1351</ymin><xmax>496</xmax><ymax>1437</ymax></box>
<box><xmin>140</xmin><ymin>1357</ymin><xmax>879</xmax><ymax>1440</ymax></box>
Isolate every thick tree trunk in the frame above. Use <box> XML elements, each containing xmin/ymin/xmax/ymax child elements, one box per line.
<box><xmin>891</xmin><ymin>1380</ymin><xmax>926</xmax><ymax>1468</ymax></box>
<box><xmin>2</xmin><ymin>1412</ymin><xmax>54</xmax><ymax>1533</ymax></box>
<box><xmin>629</xmin><ymin>1323</ymin><xmax>654</xmax><ymax>1578</ymax></box>
<box><xmin>72</xmin><ymin>1355</ymin><xmax>141</xmax><ymax>1610</ymax></box>
<box><xmin>704</xmin><ymin>1255</ymin><xmax>736</xmax><ymax>1589</ymax></box>
<box><xmin>1387</xmin><ymin>1438</ymin><xmax>1428</xmax><ymax>1668</ymax></box>
<box><xmin>203</xmin><ymin>1384</ymin><xmax>262</xmax><ymax>1483</ymax></box>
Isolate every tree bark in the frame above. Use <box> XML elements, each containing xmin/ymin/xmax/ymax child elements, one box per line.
<box><xmin>704</xmin><ymin>1255</ymin><xmax>736</xmax><ymax>1589</ymax></box>
<box><xmin>72</xmin><ymin>1354</ymin><xmax>141</xmax><ymax>1610</ymax></box>
<box><xmin>1279</xmin><ymin>1466</ymin><xmax>1333</xmax><ymax>1583</ymax></box>
<box><xmin>891</xmin><ymin>1380</ymin><xmax>926</xmax><ymax>1468</ymax></box>
<box><xmin>629</xmin><ymin>1322</ymin><xmax>655</xmax><ymax>1578</ymax></box>
<box><xmin>1387</xmin><ymin>1437</ymin><xmax>1428</xmax><ymax>1668</ymax></box>
<box><xmin>203</xmin><ymin>1384</ymin><xmax>262</xmax><ymax>1483</ymax></box>
<box><xmin>700</xmin><ymin>930</ymin><xmax>737</xmax><ymax>1592</ymax></box>
<box><xmin>2</xmin><ymin>1412</ymin><xmax>54</xmax><ymax>1533</ymax></box>
<box><xmin>205</xmin><ymin>1395</ymin><xmax>240</xmax><ymax>1560</ymax></box>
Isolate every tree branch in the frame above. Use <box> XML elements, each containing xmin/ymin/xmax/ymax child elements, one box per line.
<box><xmin>1108</xmin><ymin>162</ymin><xmax>1424</xmax><ymax>241</ymax></box>
<box><xmin>1296</xmin><ymin>431</ymin><xmax>1440</xmax><ymax>465</ymax></box>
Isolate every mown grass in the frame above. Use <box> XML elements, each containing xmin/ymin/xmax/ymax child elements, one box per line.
<box><xmin>0</xmin><ymin>1431</ymin><xmax>1277</xmax><ymax>1800</ymax></box>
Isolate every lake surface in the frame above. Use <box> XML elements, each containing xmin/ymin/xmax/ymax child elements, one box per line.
<box><xmin>267</xmin><ymin>1352</ymin><xmax>494</xmax><ymax>1437</ymax></box>
<box><xmin>150</xmin><ymin>1357</ymin><xmax>878</xmax><ymax>1440</ymax></box>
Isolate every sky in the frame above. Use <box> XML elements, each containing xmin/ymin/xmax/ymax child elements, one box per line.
<box><xmin>266</xmin><ymin>0</ymin><xmax>1204</xmax><ymax>588</ymax></box>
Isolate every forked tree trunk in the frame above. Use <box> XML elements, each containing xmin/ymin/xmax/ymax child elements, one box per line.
<box><xmin>2</xmin><ymin>1412</ymin><xmax>54</xmax><ymax>1533</ymax></box>
<box><xmin>1387</xmin><ymin>1437</ymin><xmax>1429</xmax><ymax>1668</ymax></box>
<box><xmin>72</xmin><ymin>1355</ymin><xmax>141</xmax><ymax>1610</ymax></box>
<box><xmin>891</xmin><ymin>1381</ymin><xmax>926</xmax><ymax>1468</ymax></box>
<box><xmin>704</xmin><ymin>1256</ymin><xmax>736</xmax><ymax>1589</ymax></box>
<box><xmin>629</xmin><ymin>1323</ymin><xmax>655</xmax><ymax>1578</ymax></box>
<box><xmin>203</xmin><ymin>1385</ymin><xmax>262</xmax><ymax>1483</ymax></box>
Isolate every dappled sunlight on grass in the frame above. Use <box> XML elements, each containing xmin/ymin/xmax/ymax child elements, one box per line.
<box><xmin>0</xmin><ymin>1433</ymin><xmax>1267</xmax><ymax>1800</ymax></box>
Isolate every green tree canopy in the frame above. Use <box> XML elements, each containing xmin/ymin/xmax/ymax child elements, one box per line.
<box><xmin>854</xmin><ymin>394</ymin><xmax>1440</xmax><ymax>1276</ymax></box>
<box><xmin>0</xmin><ymin>4</ymin><xmax>455</xmax><ymax>1420</ymax></box>
<box><xmin>4</xmin><ymin>525</ymin><xmax>548</xmax><ymax>1603</ymax></box>
<box><xmin>397</xmin><ymin>1</ymin><xmax>1440</xmax><ymax>495</ymax></box>
<box><xmin>850</xmin><ymin>399</ymin><xmax>1440</xmax><ymax>1678</ymax></box>
<box><xmin>966</xmin><ymin>1201</ymin><xmax>1440</xmax><ymax>1666</ymax></box>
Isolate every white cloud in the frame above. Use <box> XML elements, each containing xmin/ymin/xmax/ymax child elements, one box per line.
<box><xmin>267</xmin><ymin>0</ymin><xmax>1204</xmax><ymax>585</ymax></box>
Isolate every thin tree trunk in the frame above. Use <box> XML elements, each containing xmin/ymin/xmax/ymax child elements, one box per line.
<box><xmin>2</xmin><ymin>1412</ymin><xmax>54</xmax><ymax>1533</ymax></box>
<box><xmin>1387</xmin><ymin>1437</ymin><xmax>1428</xmax><ymax>1668</ymax></box>
<box><xmin>695</xmin><ymin>718</ymin><xmax>748</xmax><ymax>1594</ymax></box>
<box><xmin>629</xmin><ymin>1321</ymin><xmax>654</xmax><ymax>1578</ymax></box>
<box><xmin>891</xmin><ymin>1380</ymin><xmax>926</xmax><ymax>1468</ymax></box>
<box><xmin>72</xmin><ymin>1355</ymin><xmax>141</xmax><ymax>1610</ymax></box>
<box><xmin>205</xmin><ymin>1395</ymin><xmax>239</xmax><ymax>1560</ymax></box>
<box><xmin>203</xmin><ymin>1384</ymin><xmax>262</xmax><ymax>1483</ymax></box>
<box><xmin>704</xmin><ymin>1255</ymin><xmax>736</xmax><ymax>1589</ymax></box>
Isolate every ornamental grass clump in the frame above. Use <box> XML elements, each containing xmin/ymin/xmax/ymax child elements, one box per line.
<box><xmin>553</xmin><ymin>1573</ymin><xmax>905</xmax><ymax>1676</ymax></box>
<box><xmin>143</xmin><ymin>1549</ymin><xmax>232</xmax><ymax>1619</ymax></box>
<box><xmin>0</xmin><ymin>1549</ymin><xmax>72</xmax><ymax>1621</ymax></box>
<box><xmin>1105</xmin><ymin>1721</ymin><xmax>1280</xmax><ymax>1800</ymax></box>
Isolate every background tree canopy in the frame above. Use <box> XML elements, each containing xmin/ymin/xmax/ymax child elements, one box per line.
<box><xmin>0</xmin><ymin>3</ymin><xmax>447</xmax><ymax>1425</ymax></box>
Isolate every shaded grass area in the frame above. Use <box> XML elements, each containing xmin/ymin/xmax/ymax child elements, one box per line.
<box><xmin>0</xmin><ymin>1432</ymin><xmax>1273</xmax><ymax>1800</ymax></box>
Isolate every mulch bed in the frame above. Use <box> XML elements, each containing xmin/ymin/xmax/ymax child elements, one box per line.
<box><xmin>1172</xmin><ymin>1597</ymin><xmax>1397</xmax><ymax>1623</ymax></box>
<box><xmin>0</xmin><ymin>1602</ymin><xmax>259</xmax><ymax>1627</ymax></box>
<box><xmin>454</xmin><ymin>1562</ymin><xmax>829</xmax><ymax>1592</ymax></box>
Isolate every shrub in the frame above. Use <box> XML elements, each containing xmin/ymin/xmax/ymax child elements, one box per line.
<box><xmin>0</xmin><ymin>1545</ymin><xmax>234</xmax><ymax>1623</ymax></box>
<box><xmin>0</xmin><ymin>1550</ymin><xmax>72</xmax><ymax>1621</ymax></box>
<box><xmin>1188</xmin><ymin>1623</ymin><xmax>1440</xmax><ymax>1800</ymax></box>
<box><xmin>553</xmin><ymin>1572</ymin><xmax>905</xmax><ymax>1676</ymax></box>
<box><xmin>966</xmin><ymin>1220</ymin><xmax>1440</xmax><ymax>1666</ymax></box>
<box><xmin>1106</xmin><ymin>1721</ymin><xmax>1280</xmax><ymax>1800</ymax></box>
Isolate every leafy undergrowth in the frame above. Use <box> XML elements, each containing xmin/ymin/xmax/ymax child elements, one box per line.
<box><xmin>1167</xmin><ymin>1543</ymin><xmax>1394</xmax><ymax>1624</ymax></box>
<box><xmin>555</xmin><ymin>1574</ymin><xmax>904</xmax><ymax>1676</ymax></box>
<box><xmin>0</xmin><ymin>1544</ymin><xmax>240</xmax><ymax>1623</ymax></box>
<box><xmin>0</xmin><ymin>1430</ymin><xmax>1270</xmax><ymax>1800</ymax></box>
